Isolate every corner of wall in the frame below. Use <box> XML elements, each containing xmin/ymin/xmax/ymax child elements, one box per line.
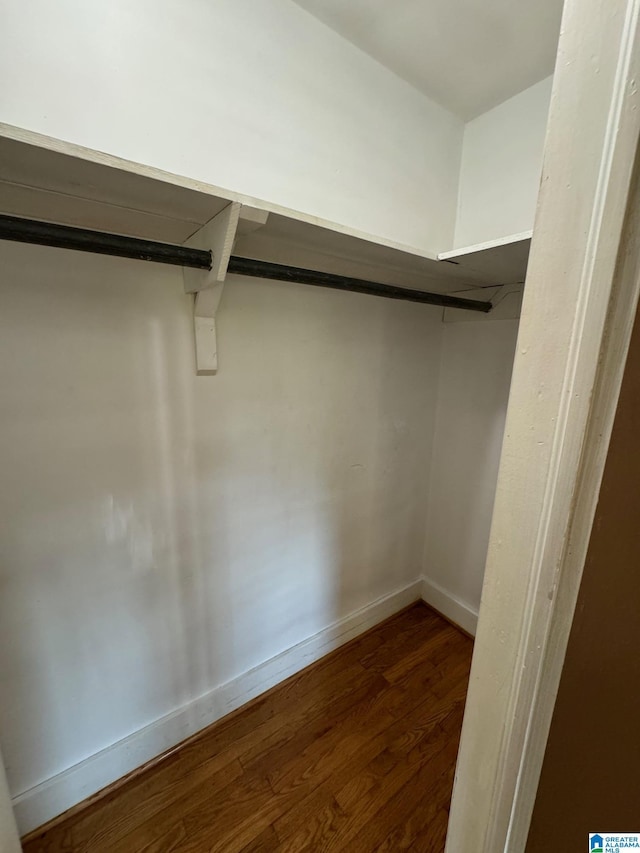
<box><xmin>419</xmin><ymin>314</ymin><xmax>446</xmax><ymax>581</ymax></box>
<box><xmin>451</xmin><ymin>121</ymin><xmax>471</xmax><ymax>252</ymax></box>
<box><xmin>453</xmin><ymin>74</ymin><xmax>553</xmax><ymax>249</ymax></box>
<box><xmin>420</xmin><ymin>576</ymin><xmax>478</xmax><ymax>636</ymax></box>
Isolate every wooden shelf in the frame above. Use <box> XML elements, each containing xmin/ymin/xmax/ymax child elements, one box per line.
<box><xmin>0</xmin><ymin>132</ymin><xmax>231</xmax><ymax>244</ymax></box>
<box><xmin>0</xmin><ymin>124</ymin><xmax>532</xmax><ymax>366</ymax></box>
<box><xmin>235</xmin><ymin>214</ymin><xmax>501</xmax><ymax>294</ymax></box>
<box><xmin>0</xmin><ymin>124</ymin><xmax>529</xmax><ymax>297</ymax></box>
<box><xmin>438</xmin><ymin>232</ymin><xmax>532</xmax><ymax>287</ymax></box>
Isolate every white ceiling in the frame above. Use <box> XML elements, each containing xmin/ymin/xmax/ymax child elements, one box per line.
<box><xmin>292</xmin><ymin>0</ymin><xmax>563</xmax><ymax>120</ymax></box>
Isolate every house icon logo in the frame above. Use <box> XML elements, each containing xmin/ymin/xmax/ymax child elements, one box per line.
<box><xmin>590</xmin><ymin>834</ymin><xmax>604</xmax><ymax>853</ymax></box>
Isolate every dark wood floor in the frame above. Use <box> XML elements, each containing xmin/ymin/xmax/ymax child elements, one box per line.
<box><xmin>23</xmin><ymin>602</ymin><xmax>473</xmax><ymax>853</ymax></box>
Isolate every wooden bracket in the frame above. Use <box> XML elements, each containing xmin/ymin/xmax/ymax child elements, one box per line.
<box><xmin>183</xmin><ymin>201</ymin><xmax>241</xmax><ymax>293</ymax></box>
<box><xmin>183</xmin><ymin>202</ymin><xmax>240</xmax><ymax>374</ymax></box>
<box><xmin>490</xmin><ymin>282</ymin><xmax>524</xmax><ymax>312</ymax></box>
<box><xmin>183</xmin><ymin>203</ymin><xmax>269</xmax><ymax>374</ymax></box>
<box><xmin>192</xmin><ymin>285</ymin><xmax>225</xmax><ymax>373</ymax></box>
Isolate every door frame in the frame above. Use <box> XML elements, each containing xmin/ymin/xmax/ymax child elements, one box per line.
<box><xmin>446</xmin><ymin>0</ymin><xmax>640</xmax><ymax>850</ymax></box>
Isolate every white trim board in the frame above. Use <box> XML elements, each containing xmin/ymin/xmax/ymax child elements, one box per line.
<box><xmin>420</xmin><ymin>576</ymin><xmax>479</xmax><ymax>637</ymax></box>
<box><xmin>445</xmin><ymin>0</ymin><xmax>640</xmax><ymax>850</ymax></box>
<box><xmin>11</xmin><ymin>579</ymin><xmax>422</xmax><ymax>836</ymax></box>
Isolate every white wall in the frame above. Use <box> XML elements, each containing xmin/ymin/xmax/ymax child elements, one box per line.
<box><xmin>0</xmin><ymin>0</ymin><xmax>463</xmax><ymax>252</ymax></box>
<box><xmin>423</xmin><ymin>320</ymin><xmax>519</xmax><ymax>625</ymax></box>
<box><xmin>454</xmin><ymin>77</ymin><xmax>553</xmax><ymax>248</ymax></box>
<box><xmin>0</xmin><ymin>241</ymin><xmax>443</xmax><ymax>830</ymax></box>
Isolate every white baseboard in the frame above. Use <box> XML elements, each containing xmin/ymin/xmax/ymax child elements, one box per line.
<box><xmin>13</xmin><ymin>579</ymin><xmax>422</xmax><ymax>836</ymax></box>
<box><xmin>421</xmin><ymin>575</ymin><xmax>479</xmax><ymax>637</ymax></box>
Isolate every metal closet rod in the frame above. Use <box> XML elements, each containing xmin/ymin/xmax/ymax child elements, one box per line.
<box><xmin>0</xmin><ymin>214</ymin><xmax>491</xmax><ymax>314</ymax></box>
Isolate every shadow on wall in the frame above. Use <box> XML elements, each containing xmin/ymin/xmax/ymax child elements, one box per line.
<box><xmin>0</xmin><ymin>241</ymin><xmax>441</xmax><ymax>815</ymax></box>
<box><xmin>423</xmin><ymin>319</ymin><xmax>519</xmax><ymax>614</ymax></box>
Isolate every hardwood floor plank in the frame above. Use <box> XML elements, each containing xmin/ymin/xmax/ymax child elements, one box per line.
<box><xmin>238</xmin><ymin>669</ymin><xmax>387</xmax><ymax>772</ymax></box>
<box><xmin>237</xmin><ymin>825</ymin><xmax>281</xmax><ymax>853</ymax></box>
<box><xmin>23</xmin><ymin>756</ymin><xmax>243</xmax><ymax>853</ymax></box>
<box><xmin>272</xmin><ymin>646</ymin><xmax>470</xmax><ymax>845</ymax></box>
<box><xmin>112</xmin><ymin>766</ymin><xmax>279</xmax><ymax>853</ymax></box>
<box><xmin>266</xmin><ymin>625</ymin><xmax>466</xmax><ymax>799</ymax></box>
<box><xmin>138</xmin><ymin>820</ymin><xmax>188</xmax><ymax>853</ymax></box>
<box><xmin>279</xmin><ymin>704</ymin><xmax>464</xmax><ymax>853</ymax></box>
<box><xmin>22</xmin><ymin>603</ymin><xmax>473</xmax><ymax>853</ymax></box>
<box><xmin>382</xmin><ymin>623</ymin><xmax>461</xmax><ymax>684</ymax></box>
<box><xmin>338</xmin><ymin>714</ymin><xmax>463</xmax><ymax>853</ymax></box>
<box><xmin>372</xmin><ymin>765</ymin><xmax>455</xmax><ymax>852</ymax></box>
<box><xmin>357</xmin><ymin>608</ymin><xmax>442</xmax><ymax>672</ymax></box>
<box><xmin>277</xmin><ymin>708</ymin><xmax>460</xmax><ymax>853</ymax></box>
<box><xmin>160</xmin><ymin>619</ymin><xmax>464</xmax><ymax>852</ymax></box>
<box><xmin>112</xmin><ymin>675</ymin><xmax>391</xmax><ymax>853</ymax></box>
<box><xmin>275</xmin><ymin>797</ymin><xmax>347</xmax><ymax>853</ymax></box>
<box><xmin>411</xmin><ymin>807</ymin><xmax>451</xmax><ymax>852</ymax></box>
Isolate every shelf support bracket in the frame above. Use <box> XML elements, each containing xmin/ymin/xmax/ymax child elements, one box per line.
<box><xmin>192</xmin><ymin>285</ymin><xmax>225</xmax><ymax>374</ymax></box>
<box><xmin>183</xmin><ymin>202</ymin><xmax>241</xmax><ymax>374</ymax></box>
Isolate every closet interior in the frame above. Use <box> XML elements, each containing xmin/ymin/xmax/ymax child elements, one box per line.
<box><xmin>0</xmin><ymin>0</ymin><xmax>561</xmax><ymax>841</ymax></box>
